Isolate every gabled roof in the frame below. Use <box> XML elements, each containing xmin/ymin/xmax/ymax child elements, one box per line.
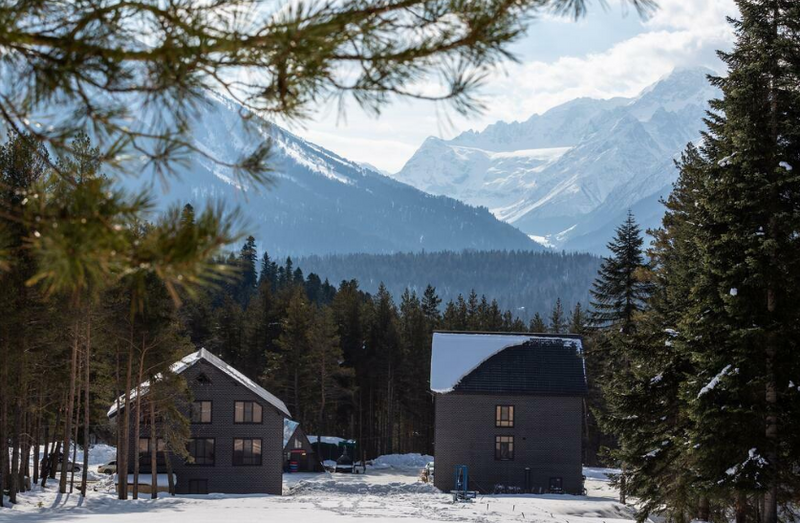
<box><xmin>430</xmin><ymin>331</ymin><xmax>585</xmax><ymax>394</ymax></box>
<box><xmin>107</xmin><ymin>348</ymin><xmax>291</xmax><ymax>418</ymax></box>
<box><xmin>283</xmin><ymin>419</ymin><xmax>300</xmax><ymax>448</ymax></box>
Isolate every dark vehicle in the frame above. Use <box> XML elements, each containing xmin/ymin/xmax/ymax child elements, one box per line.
<box><xmin>335</xmin><ymin>449</ymin><xmax>354</xmax><ymax>473</ymax></box>
<box><xmin>41</xmin><ymin>452</ymin><xmax>82</xmax><ymax>473</ymax></box>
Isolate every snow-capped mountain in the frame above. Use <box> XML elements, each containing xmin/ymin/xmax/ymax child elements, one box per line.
<box><xmin>394</xmin><ymin>67</ymin><xmax>720</xmax><ymax>253</ymax></box>
<box><xmin>129</xmin><ymin>93</ymin><xmax>539</xmax><ymax>257</ymax></box>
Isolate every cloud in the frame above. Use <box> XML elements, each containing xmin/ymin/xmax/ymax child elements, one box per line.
<box><xmin>295</xmin><ymin>0</ymin><xmax>739</xmax><ymax>174</ymax></box>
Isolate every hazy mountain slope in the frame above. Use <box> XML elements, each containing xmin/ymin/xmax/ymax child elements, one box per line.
<box><xmin>394</xmin><ymin>67</ymin><xmax>719</xmax><ymax>253</ymax></box>
<box><xmin>296</xmin><ymin>249</ymin><xmax>602</xmax><ymax>319</ymax></box>
<box><xmin>129</xmin><ymin>93</ymin><xmax>541</xmax><ymax>257</ymax></box>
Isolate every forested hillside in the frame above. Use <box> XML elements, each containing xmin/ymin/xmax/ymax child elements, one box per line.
<box><xmin>178</xmin><ymin>237</ymin><xmax>591</xmax><ymax>461</ymax></box>
<box><xmin>296</xmin><ymin>250</ymin><xmax>601</xmax><ymax>320</ymax></box>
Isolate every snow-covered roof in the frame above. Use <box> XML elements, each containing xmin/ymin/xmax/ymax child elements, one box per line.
<box><xmin>429</xmin><ymin>331</ymin><xmax>583</xmax><ymax>393</ymax></box>
<box><xmin>284</xmin><ymin>419</ymin><xmax>300</xmax><ymax>448</ymax></box>
<box><xmin>306</xmin><ymin>435</ymin><xmax>356</xmax><ymax>446</ymax></box>
<box><xmin>107</xmin><ymin>348</ymin><xmax>291</xmax><ymax>418</ymax></box>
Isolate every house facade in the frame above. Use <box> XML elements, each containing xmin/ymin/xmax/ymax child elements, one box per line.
<box><xmin>108</xmin><ymin>348</ymin><xmax>291</xmax><ymax>495</ymax></box>
<box><xmin>430</xmin><ymin>332</ymin><xmax>587</xmax><ymax>495</ymax></box>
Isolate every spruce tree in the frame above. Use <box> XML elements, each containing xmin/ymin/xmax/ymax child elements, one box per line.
<box><xmin>590</xmin><ymin>210</ymin><xmax>651</xmax><ymax>333</ymax></box>
<box><xmin>677</xmin><ymin>2</ymin><xmax>800</xmax><ymax>520</ymax></box>
<box><xmin>529</xmin><ymin>312</ymin><xmax>547</xmax><ymax>333</ymax></box>
<box><xmin>548</xmin><ymin>298</ymin><xmax>567</xmax><ymax>334</ymax></box>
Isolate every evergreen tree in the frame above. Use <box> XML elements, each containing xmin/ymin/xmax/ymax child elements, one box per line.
<box><xmin>601</xmin><ymin>2</ymin><xmax>800</xmax><ymax>520</ymax></box>
<box><xmin>589</xmin><ymin>211</ymin><xmax>651</xmax><ymax>333</ymax></box>
<box><xmin>568</xmin><ymin>303</ymin><xmax>588</xmax><ymax>335</ymax></box>
<box><xmin>234</xmin><ymin>236</ymin><xmax>258</xmax><ymax>306</ymax></box>
<box><xmin>548</xmin><ymin>298</ymin><xmax>567</xmax><ymax>334</ymax></box>
<box><xmin>528</xmin><ymin>312</ymin><xmax>546</xmax><ymax>333</ymax></box>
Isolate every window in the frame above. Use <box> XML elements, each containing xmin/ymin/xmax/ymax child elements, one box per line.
<box><xmin>233</xmin><ymin>438</ymin><xmax>262</xmax><ymax>466</ymax></box>
<box><xmin>191</xmin><ymin>401</ymin><xmax>212</xmax><ymax>423</ymax></box>
<box><xmin>138</xmin><ymin>438</ymin><xmax>165</xmax><ymax>455</ymax></box>
<box><xmin>187</xmin><ymin>438</ymin><xmax>215</xmax><ymax>465</ymax></box>
<box><xmin>496</xmin><ymin>405</ymin><xmax>514</xmax><ymax>428</ymax></box>
<box><xmin>234</xmin><ymin>401</ymin><xmax>263</xmax><ymax>424</ymax></box>
<box><xmin>196</xmin><ymin>373</ymin><xmax>212</xmax><ymax>385</ymax></box>
<box><xmin>138</xmin><ymin>438</ymin><xmax>166</xmax><ymax>464</ymax></box>
<box><xmin>495</xmin><ymin>436</ymin><xmax>514</xmax><ymax>461</ymax></box>
<box><xmin>293</xmin><ymin>438</ymin><xmax>303</xmax><ymax>449</ymax></box>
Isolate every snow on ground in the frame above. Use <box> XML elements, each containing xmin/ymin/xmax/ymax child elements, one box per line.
<box><xmin>372</xmin><ymin>453</ymin><xmax>433</xmax><ymax>469</ymax></box>
<box><xmin>1</xmin><ymin>462</ymin><xmax>634</xmax><ymax>523</ymax></box>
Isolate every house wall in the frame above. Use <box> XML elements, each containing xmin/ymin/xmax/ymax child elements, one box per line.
<box><xmin>433</xmin><ymin>393</ymin><xmax>583</xmax><ymax>494</ymax></box>
<box><xmin>129</xmin><ymin>359</ymin><xmax>284</xmax><ymax>495</ymax></box>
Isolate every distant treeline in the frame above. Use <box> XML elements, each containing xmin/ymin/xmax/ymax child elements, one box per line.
<box><xmin>295</xmin><ymin>250</ymin><xmax>602</xmax><ymax>320</ymax></box>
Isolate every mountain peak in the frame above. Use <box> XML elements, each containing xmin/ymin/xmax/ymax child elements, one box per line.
<box><xmin>394</xmin><ymin>64</ymin><xmax>722</xmax><ymax>254</ymax></box>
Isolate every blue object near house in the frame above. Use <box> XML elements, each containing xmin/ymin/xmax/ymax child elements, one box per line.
<box><xmin>451</xmin><ymin>465</ymin><xmax>477</xmax><ymax>502</ymax></box>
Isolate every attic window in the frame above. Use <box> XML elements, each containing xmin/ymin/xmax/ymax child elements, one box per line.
<box><xmin>196</xmin><ymin>373</ymin><xmax>212</xmax><ymax>385</ymax></box>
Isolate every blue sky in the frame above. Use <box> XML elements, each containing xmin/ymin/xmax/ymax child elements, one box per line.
<box><xmin>293</xmin><ymin>0</ymin><xmax>738</xmax><ymax>174</ymax></box>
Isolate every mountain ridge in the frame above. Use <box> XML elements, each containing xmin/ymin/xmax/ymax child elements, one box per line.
<box><xmin>129</xmin><ymin>91</ymin><xmax>541</xmax><ymax>258</ymax></box>
<box><xmin>394</xmin><ymin>66</ymin><xmax>719</xmax><ymax>253</ymax></box>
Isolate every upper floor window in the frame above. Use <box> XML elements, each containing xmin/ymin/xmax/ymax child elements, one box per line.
<box><xmin>233</xmin><ymin>438</ymin><xmax>262</xmax><ymax>466</ymax></box>
<box><xmin>187</xmin><ymin>438</ymin><xmax>215</xmax><ymax>465</ymax></box>
<box><xmin>496</xmin><ymin>405</ymin><xmax>514</xmax><ymax>428</ymax></box>
<box><xmin>191</xmin><ymin>401</ymin><xmax>212</xmax><ymax>423</ymax></box>
<box><xmin>234</xmin><ymin>401</ymin><xmax>263</xmax><ymax>424</ymax></box>
<box><xmin>293</xmin><ymin>438</ymin><xmax>303</xmax><ymax>449</ymax></box>
<box><xmin>495</xmin><ymin>435</ymin><xmax>514</xmax><ymax>461</ymax></box>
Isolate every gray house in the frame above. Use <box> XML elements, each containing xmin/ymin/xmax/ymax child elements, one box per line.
<box><xmin>108</xmin><ymin>348</ymin><xmax>291</xmax><ymax>495</ymax></box>
<box><xmin>430</xmin><ymin>331</ymin><xmax>587</xmax><ymax>495</ymax></box>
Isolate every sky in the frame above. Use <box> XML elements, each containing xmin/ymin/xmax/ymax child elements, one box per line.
<box><xmin>288</xmin><ymin>0</ymin><xmax>739</xmax><ymax>174</ymax></box>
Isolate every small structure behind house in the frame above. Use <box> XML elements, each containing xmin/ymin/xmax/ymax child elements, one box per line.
<box><xmin>283</xmin><ymin>419</ymin><xmax>321</xmax><ymax>472</ymax></box>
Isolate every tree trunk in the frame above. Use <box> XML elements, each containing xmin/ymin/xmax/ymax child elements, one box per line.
<box><xmin>132</xmin><ymin>380</ymin><xmax>142</xmax><ymax>500</ymax></box>
<box><xmin>37</xmin><ymin>420</ymin><xmax>51</xmax><ymax>483</ymax></box>
<box><xmin>132</xmin><ymin>335</ymin><xmax>149</xmax><ymax>500</ymax></box>
<box><xmin>32</xmin><ymin>389</ymin><xmax>43</xmax><ymax>485</ymax></box>
<box><xmin>697</xmin><ymin>496</ymin><xmax>710</xmax><ymax>522</ymax></box>
<box><xmin>70</xmin><ymin>351</ymin><xmax>82</xmax><ymax>493</ymax></box>
<box><xmin>20</xmin><ymin>406</ymin><xmax>31</xmax><ymax>491</ymax></box>
<box><xmin>735</xmin><ymin>491</ymin><xmax>748</xmax><ymax>523</ymax></box>
<box><xmin>45</xmin><ymin>396</ymin><xmax>64</xmax><ymax>484</ymax></box>
<box><xmin>0</xmin><ymin>337</ymin><xmax>7</xmax><ymax>507</ymax></box>
<box><xmin>150</xmin><ymin>398</ymin><xmax>158</xmax><ymax>499</ymax></box>
<box><xmin>9</xmin><ymin>381</ymin><xmax>20</xmax><ymax>503</ymax></box>
<box><xmin>164</xmin><ymin>445</ymin><xmax>175</xmax><ymax>496</ymax></box>
<box><xmin>118</xmin><ymin>336</ymin><xmax>135</xmax><ymax>500</ymax></box>
<box><xmin>81</xmin><ymin>316</ymin><xmax>92</xmax><ymax>496</ymax></box>
<box><xmin>763</xmin><ymin>5</ymin><xmax>780</xmax><ymax>522</ymax></box>
<box><xmin>60</xmin><ymin>323</ymin><xmax>80</xmax><ymax>494</ymax></box>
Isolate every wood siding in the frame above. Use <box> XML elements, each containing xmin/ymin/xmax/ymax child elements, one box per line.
<box><xmin>433</xmin><ymin>393</ymin><xmax>584</xmax><ymax>494</ymax></box>
<box><xmin>129</xmin><ymin>359</ymin><xmax>284</xmax><ymax>495</ymax></box>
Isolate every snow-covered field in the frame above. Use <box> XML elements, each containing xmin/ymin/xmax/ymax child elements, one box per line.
<box><xmin>1</xmin><ymin>459</ymin><xmax>634</xmax><ymax>523</ymax></box>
